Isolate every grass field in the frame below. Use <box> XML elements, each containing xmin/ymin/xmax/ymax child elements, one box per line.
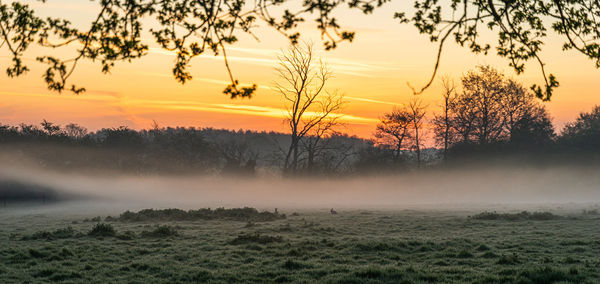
<box><xmin>1</xmin><ymin>206</ymin><xmax>600</xmax><ymax>283</ymax></box>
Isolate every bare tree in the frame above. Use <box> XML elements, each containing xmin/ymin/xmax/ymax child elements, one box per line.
<box><xmin>301</xmin><ymin>114</ymin><xmax>343</xmax><ymax>173</ymax></box>
<box><xmin>432</xmin><ymin>77</ymin><xmax>456</xmax><ymax>161</ymax></box>
<box><xmin>374</xmin><ymin>107</ymin><xmax>412</xmax><ymax>163</ymax></box>
<box><xmin>216</xmin><ymin>139</ymin><xmax>259</xmax><ymax>175</ymax></box>
<box><xmin>462</xmin><ymin>66</ymin><xmax>507</xmax><ymax>144</ymax></box>
<box><xmin>408</xmin><ymin>97</ymin><xmax>427</xmax><ymax>168</ymax></box>
<box><xmin>64</xmin><ymin>123</ymin><xmax>88</xmax><ymax>139</ymax></box>
<box><xmin>40</xmin><ymin>120</ymin><xmax>61</xmax><ymax>136</ymax></box>
<box><xmin>275</xmin><ymin>43</ymin><xmax>344</xmax><ymax>174</ymax></box>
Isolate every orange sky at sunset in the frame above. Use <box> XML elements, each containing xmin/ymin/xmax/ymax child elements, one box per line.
<box><xmin>1</xmin><ymin>1</ymin><xmax>599</xmax><ymax>141</ymax></box>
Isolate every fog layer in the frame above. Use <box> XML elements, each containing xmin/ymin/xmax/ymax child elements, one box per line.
<box><xmin>1</xmin><ymin>165</ymin><xmax>599</xmax><ymax>213</ymax></box>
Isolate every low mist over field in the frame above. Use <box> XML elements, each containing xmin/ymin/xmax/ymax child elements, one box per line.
<box><xmin>2</xmin><ymin>163</ymin><xmax>600</xmax><ymax>212</ymax></box>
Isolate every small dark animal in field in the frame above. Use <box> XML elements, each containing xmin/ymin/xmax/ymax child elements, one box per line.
<box><xmin>330</xmin><ymin>208</ymin><xmax>337</xmax><ymax>215</ymax></box>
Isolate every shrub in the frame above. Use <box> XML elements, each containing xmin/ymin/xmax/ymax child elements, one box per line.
<box><xmin>140</xmin><ymin>225</ymin><xmax>179</xmax><ymax>238</ymax></box>
<box><xmin>470</xmin><ymin>211</ymin><xmax>561</xmax><ymax>221</ymax></box>
<box><xmin>456</xmin><ymin>249</ymin><xmax>474</xmax><ymax>258</ymax></box>
<box><xmin>517</xmin><ymin>266</ymin><xmax>582</xmax><ymax>283</ymax></box>
<box><xmin>117</xmin><ymin>230</ymin><xmax>137</xmax><ymax>240</ymax></box>
<box><xmin>88</xmin><ymin>223</ymin><xmax>116</xmax><ymax>237</ymax></box>
<box><xmin>282</xmin><ymin>259</ymin><xmax>309</xmax><ymax>270</ymax></box>
<box><xmin>28</xmin><ymin>248</ymin><xmax>48</xmax><ymax>259</ymax></box>
<box><xmin>476</xmin><ymin>244</ymin><xmax>490</xmax><ymax>251</ymax></box>
<box><xmin>22</xmin><ymin>227</ymin><xmax>76</xmax><ymax>241</ymax></box>
<box><xmin>229</xmin><ymin>233</ymin><xmax>283</xmax><ymax>245</ymax></box>
<box><xmin>117</xmin><ymin>207</ymin><xmax>286</xmax><ymax>222</ymax></box>
<box><xmin>497</xmin><ymin>254</ymin><xmax>520</xmax><ymax>265</ymax></box>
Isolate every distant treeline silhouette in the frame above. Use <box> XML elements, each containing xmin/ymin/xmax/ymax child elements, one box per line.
<box><xmin>0</xmin><ymin>106</ymin><xmax>597</xmax><ymax>176</ymax></box>
<box><xmin>1</xmin><ymin>66</ymin><xmax>598</xmax><ymax>175</ymax></box>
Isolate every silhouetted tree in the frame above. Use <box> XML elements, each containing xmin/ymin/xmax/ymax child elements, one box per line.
<box><xmin>301</xmin><ymin>133</ymin><xmax>357</xmax><ymax>174</ymax></box>
<box><xmin>217</xmin><ymin>139</ymin><xmax>259</xmax><ymax>175</ymax></box>
<box><xmin>460</xmin><ymin>66</ymin><xmax>507</xmax><ymax>145</ymax></box>
<box><xmin>301</xmin><ymin>116</ymin><xmax>343</xmax><ymax>173</ymax></box>
<box><xmin>434</xmin><ymin>66</ymin><xmax>555</xmax><ymax>158</ymax></box>
<box><xmin>99</xmin><ymin>126</ymin><xmax>144</xmax><ymax>148</ymax></box>
<box><xmin>432</xmin><ymin>77</ymin><xmax>456</xmax><ymax>161</ymax></box>
<box><xmin>40</xmin><ymin>120</ymin><xmax>61</xmax><ymax>136</ymax></box>
<box><xmin>408</xmin><ymin>97</ymin><xmax>427</xmax><ymax>168</ymax></box>
<box><xmin>374</xmin><ymin>107</ymin><xmax>412</xmax><ymax>163</ymax></box>
<box><xmin>354</xmin><ymin>143</ymin><xmax>396</xmax><ymax>172</ymax></box>
<box><xmin>275</xmin><ymin>42</ymin><xmax>344</xmax><ymax>174</ymax></box>
<box><xmin>560</xmin><ymin>106</ymin><xmax>600</xmax><ymax>152</ymax></box>
<box><xmin>510</xmin><ymin>105</ymin><xmax>555</xmax><ymax>150</ymax></box>
<box><xmin>64</xmin><ymin>123</ymin><xmax>88</xmax><ymax>139</ymax></box>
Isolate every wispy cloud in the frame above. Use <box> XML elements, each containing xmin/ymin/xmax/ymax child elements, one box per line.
<box><xmin>0</xmin><ymin>91</ymin><xmax>120</xmax><ymax>102</ymax></box>
<box><xmin>147</xmin><ymin>46</ymin><xmax>400</xmax><ymax>78</ymax></box>
<box><xmin>138</xmin><ymin>71</ymin><xmax>272</xmax><ymax>90</ymax></box>
<box><xmin>346</xmin><ymin>96</ymin><xmax>401</xmax><ymax>106</ymax></box>
<box><xmin>127</xmin><ymin>99</ymin><xmax>378</xmax><ymax>124</ymax></box>
<box><xmin>0</xmin><ymin>103</ymin><xmax>15</xmax><ymax>119</ymax></box>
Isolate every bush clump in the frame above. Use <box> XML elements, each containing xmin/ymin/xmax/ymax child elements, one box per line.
<box><xmin>140</xmin><ymin>225</ymin><xmax>179</xmax><ymax>238</ymax></box>
<box><xmin>83</xmin><ymin>216</ymin><xmax>102</xmax><ymax>222</ymax></box>
<box><xmin>22</xmin><ymin>227</ymin><xmax>76</xmax><ymax>241</ymax></box>
<box><xmin>118</xmin><ymin>207</ymin><xmax>285</xmax><ymax>222</ymax></box>
<box><xmin>229</xmin><ymin>233</ymin><xmax>283</xmax><ymax>245</ymax></box>
<box><xmin>88</xmin><ymin>223</ymin><xmax>116</xmax><ymax>237</ymax></box>
<box><xmin>282</xmin><ymin>259</ymin><xmax>310</xmax><ymax>270</ymax></box>
<box><xmin>516</xmin><ymin>266</ymin><xmax>582</xmax><ymax>283</ymax></box>
<box><xmin>470</xmin><ymin>211</ymin><xmax>561</xmax><ymax>221</ymax></box>
<box><xmin>117</xmin><ymin>230</ymin><xmax>137</xmax><ymax>240</ymax></box>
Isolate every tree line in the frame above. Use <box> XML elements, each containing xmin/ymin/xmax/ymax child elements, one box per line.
<box><xmin>0</xmin><ymin>45</ymin><xmax>598</xmax><ymax>176</ymax></box>
<box><xmin>0</xmin><ymin>99</ymin><xmax>597</xmax><ymax>177</ymax></box>
<box><xmin>374</xmin><ymin>65</ymin><xmax>600</xmax><ymax>168</ymax></box>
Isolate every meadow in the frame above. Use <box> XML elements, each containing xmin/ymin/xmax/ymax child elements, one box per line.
<box><xmin>1</xmin><ymin>206</ymin><xmax>600</xmax><ymax>283</ymax></box>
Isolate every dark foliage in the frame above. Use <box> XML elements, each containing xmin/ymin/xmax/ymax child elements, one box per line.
<box><xmin>22</xmin><ymin>227</ymin><xmax>77</xmax><ymax>241</ymax></box>
<box><xmin>471</xmin><ymin>211</ymin><xmax>562</xmax><ymax>221</ymax></box>
<box><xmin>140</xmin><ymin>225</ymin><xmax>179</xmax><ymax>238</ymax></box>
<box><xmin>0</xmin><ymin>98</ymin><xmax>599</xmax><ymax>177</ymax></box>
<box><xmin>229</xmin><ymin>233</ymin><xmax>284</xmax><ymax>245</ymax></box>
<box><xmin>87</xmin><ymin>223</ymin><xmax>116</xmax><ymax>237</ymax></box>
<box><xmin>559</xmin><ymin>106</ymin><xmax>600</xmax><ymax>153</ymax></box>
<box><xmin>118</xmin><ymin>207</ymin><xmax>285</xmax><ymax>223</ymax></box>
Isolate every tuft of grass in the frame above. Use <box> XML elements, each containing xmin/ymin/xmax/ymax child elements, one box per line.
<box><xmin>497</xmin><ymin>254</ymin><xmax>520</xmax><ymax>265</ymax></box>
<box><xmin>229</xmin><ymin>233</ymin><xmax>283</xmax><ymax>245</ymax></box>
<box><xmin>140</xmin><ymin>225</ymin><xmax>179</xmax><ymax>238</ymax></box>
<box><xmin>28</xmin><ymin>248</ymin><xmax>48</xmax><ymax>259</ymax></box>
<box><xmin>117</xmin><ymin>230</ymin><xmax>137</xmax><ymax>240</ymax></box>
<box><xmin>22</xmin><ymin>227</ymin><xmax>76</xmax><ymax>241</ymax></box>
<box><xmin>456</xmin><ymin>249</ymin><xmax>474</xmax><ymax>258</ymax></box>
<box><xmin>476</xmin><ymin>244</ymin><xmax>490</xmax><ymax>251</ymax></box>
<box><xmin>481</xmin><ymin>251</ymin><xmax>498</xmax><ymax>258</ymax></box>
<box><xmin>517</xmin><ymin>266</ymin><xmax>582</xmax><ymax>283</ymax></box>
<box><xmin>282</xmin><ymin>259</ymin><xmax>310</xmax><ymax>270</ymax></box>
<box><xmin>470</xmin><ymin>211</ymin><xmax>561</xmax><ymax>221</ymax></box>
<box><xmin>87</xmin><ymin>223</ymin><xmax>116</xmax><ymax>237</ymax></box>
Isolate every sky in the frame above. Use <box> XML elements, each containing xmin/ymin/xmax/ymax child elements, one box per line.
<box><xmin>1</xmin><ymin>1</ymin><xmax>599</xmax><ymax>139</ymax></box>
